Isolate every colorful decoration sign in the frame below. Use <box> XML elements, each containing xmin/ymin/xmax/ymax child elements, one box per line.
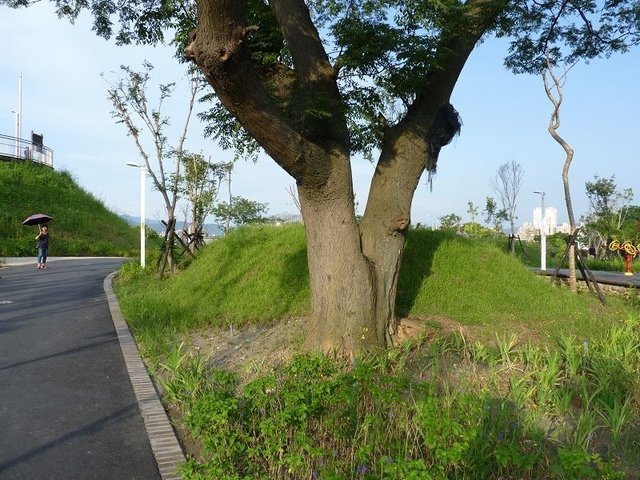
<box><xmin>609</xmin><ymin>240</ymin><xmax>640</xmax><ymax>276</ymax></box>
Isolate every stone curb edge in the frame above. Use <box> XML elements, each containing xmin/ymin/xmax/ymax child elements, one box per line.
<box><xmin>103</xmin><ymin>272</ymin><xmax>186</xmax><ymax>480</ymax></box>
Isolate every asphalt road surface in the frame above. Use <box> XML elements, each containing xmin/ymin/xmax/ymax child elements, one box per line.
<box><xmin>0</xmin><ymin>259</ymin><xmax>162</xmax><ymax>480</ymax></box>
<box><xmin>537</xmin><ymin>268</ymin><xmax>640</xmax><ymax>288</ymax></box>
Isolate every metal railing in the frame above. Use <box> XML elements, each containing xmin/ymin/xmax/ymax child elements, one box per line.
<box><xmin>0</xmin><ymin>133</ymin><xmax>53</xmax><ymax>167</ymax></box>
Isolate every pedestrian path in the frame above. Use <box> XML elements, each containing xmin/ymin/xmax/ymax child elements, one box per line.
<box><xmin>0</xmin><ymin>258</ymin><xmax>184</xmax><ymax>479</ymax></box>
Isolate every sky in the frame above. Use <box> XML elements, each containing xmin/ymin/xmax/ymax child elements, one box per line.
<box><xmin>1</xmin><ymin>3</ymin><xmax>639</xmax><ymax>229</ymax></box>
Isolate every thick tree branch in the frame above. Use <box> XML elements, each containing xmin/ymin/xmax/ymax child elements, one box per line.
<box><xmin>409</xmin><ymin>0</ymin><xmax>505</xmax><ymax>123</ymax></box>
<box><xmin>187</xmin><ymin>0</ymin><xmax>328</xmax><ymax>185</ymax></box>
<box><xmin>270</xmin><ymin>0</ymin><xmax>335</xmax><ymax>89</ymax></box>
<box><xmin>369</xmin><ymin>0</ymin><xmax>504</xmax><ymax>179</ymax></box>
<box><xmin>361</xmin><ymin>0</ymin><xmax>506</xmax><ymax>259</ymax></box>
<box><xmin>270</xmin><ymin>0</ymin><xmax>349</xmax><ymax>148</ymax></box>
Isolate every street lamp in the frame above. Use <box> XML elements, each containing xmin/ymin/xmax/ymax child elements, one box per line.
<box><xmin>126</xmin><ymin>162</ymin><xmax>146</xmax><ymax>268</ymax></box>
<box><xmin>533</xmin><ymin>191</ymin><xmax>546</xmax><ymax>271</ymax></box>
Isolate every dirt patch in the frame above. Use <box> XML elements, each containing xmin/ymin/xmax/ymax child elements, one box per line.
<box><xmin>187</xmin><ymin>317</ymin><xmax>306</xmax><ymax>382</ymax></box>
<box><xmin>170</xmin><ymin>314</ymin><xmax>550</xmax><ymax>389</ymax></box>
<box><xmin>181</xmin><ymin>315</ymin><xmax>477</xmax><ymax>378</ymax></box>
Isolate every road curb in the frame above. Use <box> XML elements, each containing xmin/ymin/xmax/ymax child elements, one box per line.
<box><xmin>103</xmin><ymin>272</ymin><xmax>186</xmax><ymax>480</ymax></box>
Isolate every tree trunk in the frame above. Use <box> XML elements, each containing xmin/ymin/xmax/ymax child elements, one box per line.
<box><xmin>157</xmin><ymin>217</ymin><xmax>176</xmax><ymax>277</ymax></box>
<box><xmin>568</xmin><ymin>243</ymin><xmax>576</xmax><ymax>291</ymax></box>
<box><xmin>563</xmin><ymin>159</ymin><xmax>577</xmax><ymax>293</ymax></box>
<box><xmin>360</xmin><ymin>127</ymin><xmax>432</xmax><ymax>345</ymax></box>
<box><xmin>544</xmin><ymin>57</ymin><xmax>577</xmax><ymax>292</ymax></box>
<box><xmin>510</xmin><ymin>221</ymin><xmax>517</xmax><ymax>256</ymax></box>
<box><xmin>297</xmin><ymin>153</ymin><xmax>379</xmax><ymax>353</ymax></box>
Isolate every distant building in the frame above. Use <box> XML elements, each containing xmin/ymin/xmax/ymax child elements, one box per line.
<box><xmin>533</xmin><ymin>207</ymin><xmax>558</xmax><ymax>235</ymax></box>
<box><xmin>517</xmin><ymin>223</ymin><xmax>538</xmax><ymax>241</ymax></box>
<box><xmin>518</xmin><ymin>207</ymin><xmax>572</xmax><ymax>240</ymax></box>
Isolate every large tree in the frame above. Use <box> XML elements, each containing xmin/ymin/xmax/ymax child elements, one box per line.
<box><xmin>5</xmin><ymin>0</ymin><xmax>639</xmax><ymax>354</ymax></box>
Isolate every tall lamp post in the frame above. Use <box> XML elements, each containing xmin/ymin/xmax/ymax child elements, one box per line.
<box><xmin>126</xmin><ymin>162</ymin><xmax>146</xmax><ymax>268</ymax></box>
<box><xmin>534</xmin><ymin>191</ymin><xmax>546</xmax><ymax>271</ymax></box>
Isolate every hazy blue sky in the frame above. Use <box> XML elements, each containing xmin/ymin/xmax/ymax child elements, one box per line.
<box><xmin>1</xmin><ymin>3</ymin><xmax>638</xmax><ymax>229</ymax></box>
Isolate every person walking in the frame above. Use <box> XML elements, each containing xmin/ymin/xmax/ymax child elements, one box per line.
<box><xmin>36</xmin><ymin>225</ymin><xmax>50</xmax><ymax>269</ymax></box>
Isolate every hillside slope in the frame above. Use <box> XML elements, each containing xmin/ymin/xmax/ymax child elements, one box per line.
<box><xmin>117</xmin><ymin>224</ymin><xmax>621</xmax><ymax>343</ymax></box>
<box><xmin>0</xmin><ymin>161</ymin><xmax>138</xmax><ymax>257</ymax></box>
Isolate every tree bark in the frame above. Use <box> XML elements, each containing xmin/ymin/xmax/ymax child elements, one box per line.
<box><xmin>544</xmin><ymin>56</ymin><xmax>577</xmax><ymax>292</ymax></box>
<box><xmin>298</xmin><ymin>152</ymin><xmax>379</xmax><ymax>353</ymax></box>
<box><xmin>359</xmin><ymin>25</ymin><xmax>487</xmax><ymax>344</ymax></box>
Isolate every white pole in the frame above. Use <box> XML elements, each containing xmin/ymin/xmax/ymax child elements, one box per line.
<box><xmin>127</xmin><ymin>162</ymin><xmax>146</xmax><ymax>268</ymax></box>
<box><xmin>13</xmin><ymin>110</ymin><xmax>19</xmax><ymax>157</ymax></box>
<box><xmin>18</xmin><ymin>73</ymin><xmax>22</xmax><ymax>142</ymax></box>
<box><xmin>534</xmin><ymin>191</ymin><xmax>547</xmax><ymax>271</ymax></box>
<box><xmin>140</xmin><ymin>166</ymin><xmax>146</xmax><ymax>269</ymax></box>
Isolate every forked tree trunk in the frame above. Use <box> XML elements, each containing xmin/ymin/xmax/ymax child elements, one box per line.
<box><xmin>187</xmin><ymin>0</ymin><xmax>493</xmax><ymax>354</ymax></box>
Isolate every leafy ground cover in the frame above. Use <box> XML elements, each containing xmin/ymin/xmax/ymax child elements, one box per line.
<box><xmin>0</xmin><ymin>161</ymin><xmax>140</xmax><ymax>257</ymax></box>
<box><xmin>114</xmin><ymin>224</ymin><xmax>640</xmax><ymax>479</ymax></box>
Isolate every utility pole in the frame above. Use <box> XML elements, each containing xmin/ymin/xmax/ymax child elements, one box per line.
<box><xmin>13</xmin><ymin>74</ymin><xmax>23</xmax><ymax>157</ymax></box>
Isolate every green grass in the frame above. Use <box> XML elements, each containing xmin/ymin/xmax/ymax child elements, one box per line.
<box><xmin>117</xmin><ymin>225</ymin><xmax>627</xmax><ymax>347</ymax></box>
<box><xmin>398</xmin><ymin>230</ymin><xmax>619</xmax><ymax>342</ymax></box>
<box><xmin>0</xmin><ymin>161</ymin><xmax>140</xmax><ymax>257</ymax></box>
<box><xmin>115</xmin><ymin>224</ymin><xmax>309</xmax><ymax>357</ymax></box>
<box><xmin>163</xmin><ymin>320</ymin><xmax>640</xmax><ymax>479</ymax></box>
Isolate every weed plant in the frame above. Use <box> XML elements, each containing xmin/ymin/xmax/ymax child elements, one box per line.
<box><xmin>158</xmin><ymin>314</ymin><xmax>639</xmax><ymax>479</ymax></box>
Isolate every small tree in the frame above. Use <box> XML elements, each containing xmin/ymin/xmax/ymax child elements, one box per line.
<box><xmin>543</xmin><ymin>52</ymin><xmax>578</xmax><ymax>292</ymax></box>
<box><xmin>466</xmin><ymin>201</ymin><xmax>479</xmax><ymax>234</ymax></box>
<box><xmin>492</xmin><ymin>161</ymin><xmax>524</xmax><ymax>254</ymax></box>
<box><xmin>213</xmin><ymin>196</ymin><xmax>269</xmax><ymax>232</ymax></box>
<box><xmin>439</xmin><ymin>213</ymin><xmax>462</xmax><ymax>232</ymax></box>
<box><xmin>584</xmin><ymin>175</ymin><xmax>634</xmax><ymax>251</ymax></box>
<box><xmin>104</xmin><ymin>62</ymin><xmax>201</xmax><ymax>275</ymax></box>
<box><xmin>180</xmin><ymin>153</ymin><xmax>228</xmax><ymax>251</ymax></box>
<box><xmin>483</xmin><ymin>197</ymin><xmax>508</xmax><ymax>235</ymax></box>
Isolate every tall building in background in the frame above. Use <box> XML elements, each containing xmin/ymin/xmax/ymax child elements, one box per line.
<box><xmin>533</xmin><ymin>207</ymin><xmax>558</xmax><ymax>235</ymax></box>
<box><xmin>518</xmin><ymin>206</ymin><xmax>571</xmax><ymax>240</ymax></box>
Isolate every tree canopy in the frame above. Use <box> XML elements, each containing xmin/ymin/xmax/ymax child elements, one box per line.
<box><xmin>5</xmin><ymin>0</ymin><xmax>639</xmax><ymax>164</ymax></box>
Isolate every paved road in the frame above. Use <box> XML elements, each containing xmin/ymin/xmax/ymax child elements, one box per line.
<box><xmin>0</xmin><ymin>259</ymin><xmax>162</xmax><ymax>480</ymax></box>
<box><xmin>536</xmin><ymin>268</ymin><xmax>640</xmax><ymax>288</ymax></box>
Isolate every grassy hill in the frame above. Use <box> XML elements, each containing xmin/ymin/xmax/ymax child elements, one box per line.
<box><xmin>0</xmin><ymin>161</ymin><xmax>139</xmax><ymax>257</ymax></box>
<box><xmin>116</xmin><ymin>223</ymin><xmax>626</xmax><ymax>346</ymax></box>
